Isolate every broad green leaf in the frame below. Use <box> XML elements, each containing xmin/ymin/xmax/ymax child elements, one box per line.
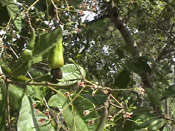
<box><xmin>88</xmin><ymin>19</ymin><xmax>109</xmax><ymax>31</ymax></box>
<box><xmin>0</xmin><ymin>100</ymin><xmax>6</xmax><ymax>131</ymax></box>
<box><xmin>70</xmin><ymin>0</ymin><xmax>83</xmax><ymax>8</ymax></box>
<box><xmin>1</xmin><ymin>65</ymin><xmax>30</xmax><ymax>82</ymax></box>
<box><xmin>30</xmin><ymin>28</ymin><xmax>63</xmax><ymax>70</ymax></box>
<box><xmin>33</xmin><ymin>74</ymin><xmax>52</xmax><ymax>82</ymax></box>
<box><xmin>17</xmin><ymin>0</ymin><xmax>35</xmax><ymax>6</ymax></box>
<box><xmin>32</xmin><ymin>28</ymin><xmax>62</xmax><ymax>57</ymax></box>
<box><xmin>145</xmin><ymin>88</ymin><xmax>161</xmax><ymax>109</ymax></box>
<box><xmin>164</xmin><ymin>85</ymin><xmax>175</xmax><ymax>98</ymax></box>
<box><xmin>82</xmin><ymin>92</ymin><xmax>107</xmax><ymax>106</ymax></box>
<box><xmin>17</xmin><ymin>95</ymin><xmax>55</xmax><ymax>131</ymax></box>
<box><xmin>11</xmin><ymin>28</ymin><xmax>63</xmax><ymax>77</ymax></box>
<box><xmin>57</xmin><ymin>64</ymin><xmax>86</xmax><ymax>86</ymax></box>
<box><xmin>9</xmin><ymin>85</ymin><xmax>24</xmax><ymax>109</ymax></box>
<box><xmin>114</xmin><ymin>69</ymin><xmax>131</xmax><ymax>88</ymax></box>
<box><xmin>0</xmin><ymin>83</ymin><xmax>7</xmax><ymax>131</ymax></box>
<box><xmin>48</xmin><ymin>89</ymin><xmax>100</xmax><ymax>131</ymax></box>
<box><xmin>148</xmin><ymin>118</ymin><xmax>165</xmax><ymax>130</ymax></box>
<box><xmin>26</xmin><ymin>85</ymin><xmax>46</xmax><ymax>101</ymax></box>
<box><xmin>116</xmin><ymin>48</ymin><xmax>125</xmax><ymax>59</ymax></box>
<box><xmin>6</xmin><ymin>0</ymin><xmax>22</xmax><ymax>31</ymax></box>
<box><xmin>128</xmin><ymin>57</ymin><xmax>151</xmax><ymax>74</ymax></box>
<box><xmin>0</xmin><ymin>3</ymin><xmax>9</xmax><ymax>26</ymax></box>
<box><xmin>11</xmin><ymin>61</ymin><xmax>32</xmax><ymax>77</ymax></box>
<box><xmin>124</xmin><ymin>109</ymin><xmax>165</xmax><ymax>130</ymax></box>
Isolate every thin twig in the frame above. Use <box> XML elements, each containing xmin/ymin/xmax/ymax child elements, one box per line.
<box><xmin>26</xmin><ymin>0</ymin><xmax>40</xmax><ymax>12</ymax></box>
<box><xmin>110</xmin><ymin>94</ymin><xmax>122</xmax><ymax>107</ymax></box>
<box><xmin>55</xmin><ymin>86</ymin><xmax>85</xmax><ymax>119</ymax></box>
<box><xmin>43</xmin><ymin>98</ymin><xmax>61</xmax><ymax>127</ymax></box>
<box><xmin>50</xmin><ymin>0</ymin><xmax>60</xmax><ymax>21</ymax></box>
<box><xmin>6</xmin><ymin>78</ymin><xmax>77</xmax><ymax>89</ymax></box>
<box><xmin>6</xmin><ymin>82</ymin><xmax>11</xmax><ymax>131</ymax></box>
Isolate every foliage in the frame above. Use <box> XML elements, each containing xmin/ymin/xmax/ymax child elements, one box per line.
<box><xmin>1</xmin><ymin>0</ymin><xmax>175</xmax><ymax>130</ymax></box>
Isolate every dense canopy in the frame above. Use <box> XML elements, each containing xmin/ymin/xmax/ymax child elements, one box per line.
<box><xmin>0</xmin><ymin>0</ymin><xmax>175</xmax><ymax>130</ymax></box>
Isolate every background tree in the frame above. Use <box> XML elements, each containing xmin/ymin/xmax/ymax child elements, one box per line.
<box><xmin>0</xmin><ymin>0</ymin><xmax>175</xmax><ymax>130</ymax></box>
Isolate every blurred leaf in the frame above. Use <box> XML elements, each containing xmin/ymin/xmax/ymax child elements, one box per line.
<box><xmin>57</xmin><ymin>64</ymin><xmax>86</xmax><ymax>86</ymax></box>
<box><xmin>88</xmin><ymin>19</ymin><xmax>109</xmax><ymax>31</ymax></box>
<box><xmin>32</xmin><ymin>28</ymin><xmax>62</xmax><ymax>57</ymax></box>
<box><xmin>11</xmin><ymin>28</ymin><xmax>63</xmax><ymax>77</ymax></box>
<box><xmin>148</xmin><ymin>118</ymin><xmax>165</xmax><ymax>130</ymax></box>
<box><xmin>6</xmin><ymin>0</ymin><xmax>22</xmax><ymax>31</ymax></box>
<box><xmin>114</xmin><ymin>69</ymin><xmax>131</xmax><ymax>88</ymax></box>
<box><xmin>17</xmin><ymin>95</ymin><xmax>55</xmax><ymax>131</ymax></box>
<box><xmin>11</xmin><ymin>61</ymin><xmax>32</xmax><ymax>77</ymax></box>
<box><xmin>164</xmin><ymin>85</ymin><xmax>175</xmax><ymax>98</ymax></box>
<box><xmin>48</xmin><ymin>89</ymin><xmax>100</xmax><ymax>131</ymax></box>
<box><xmin>70</xmin><ymin>0</ymin><xmax>83</xmax><ymax>8</ymax></box>
<box><xmin>128</xmin><ymin>57</ymin><xmax>151</xmax><ymax>74</ymax></box>
<box><xmin>1</xmin><ymin>65</ymin><xmax>30</xmax><ymax>82</ymax></box>
<box><xmin>0</xmin><ymin>83</ymin><xmax>7</xmax><ymax>131</ymax></box>
<box><xmin>145</xmin><ymin>88</ymin><xmax>161</xmax><ymax>108</ymax></box>
<box><xmin>0</xmin><ymin>3</ymin><xmax>9</xmax><ymax>26</ymax></box>
<box><xmin>17</xmin><ymin>0</ymin><xmax>35</xmax><ymax>6</ymax></box>
<box><xmin>34</xmin><ymin>74</ymin><xmax>52</xmax><ymax>82</ymax></box>
<box><xmin>26</xmin><ymin>86</ymin><xmax>46</xmax><ymax>101</ymax></box>
<box><xmin>9</xmin><ymin>85</ymin><xmax>24</xmax><ymax>109</ymax></box>
<box><xmin>82</xmin><ymin>92</ymin><xmax>107</xmax><ymax>106</ymax></box>
<box><xmin>124</xmin><ymin>109</ymin><xmax>165</xmax><ymax>130</ymax></box>
<box><xmin>116</xmin><ymin>48</ymin><xmax>125</xmax><ymax>59</ymax></box>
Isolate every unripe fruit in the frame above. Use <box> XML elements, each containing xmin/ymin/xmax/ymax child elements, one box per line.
<box><xmin>27</xmin><ymin>29</ymin><xmax>36</xmax><ymax>50</ymax></box>
<box><xmin>48</xmin><ymin>38</ymin><xmax>64</xmax><ymax>69</ymax></box>
<box><xmin>22</xmin><ymin>49</ymin><xmax>32</xmax><ymax>59</ymax></box>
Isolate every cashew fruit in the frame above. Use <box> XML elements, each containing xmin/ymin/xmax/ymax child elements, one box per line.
<box><xmin>48</xmin><ymin>37</ymin><xmax>64</xmax><ymax>69</ymax></box>
<box><xmin>22</xmin><ymin>49</ymin><xmax>33</xmax><ymax>60</ymax></box>
<box><xmin>27</xmin><ymin>28</ymin><xmax>36</xmax><ymax>50</ymax></box>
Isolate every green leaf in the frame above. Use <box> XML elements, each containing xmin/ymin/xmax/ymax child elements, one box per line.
<box><xmin>164</xmin><ymin>85</ymin><xmax>175</xmax><ymax>98</ymax></box>
<box><xmin>114</xmin><ymin>69</ymin><xmax>131</xmax><ymax>88</ymax></box>
<box><xmin>26</xmin><ymin>85</ymin><xmax>46</xmax><ymax>101</ymax></box>
<box><xmin>17</xmin><ymin>95</ymin><xmax>55</xmax><ymax>131</ymax></box>
<box><xmin>0</xmin><ymin>3</ymin><xmax>9</xmax><ymax>26</ymax></box>
<box><xmin>1</xmin><ymin>65</ymin><xmax>30</xmax><ymax>82</ymax></box>
<box><xmin>34</xmin><ymin>74</ymin><xmax>52</xmax><ymax>82</ymax></box>
<box><xmin>48</xmin><ymin>90</ymin><xmax>100</xmax><ymax>131</ymax></box>
<box><xmin>116</xmin><ymin>48</ymin><xmax>125</xmax><ymax>59</ymax></box>
<box><xmin>30</xmin><ymin>28</ymin><xmax>63</xmax><ymax>66</ymax></box>
<box><xmin>88</xmin><ymin>19</ymin><xmax>109</xmax><ymax>31</ymax></box>
<box><xmin>11</xmin><ymin>28</ymin><xmax>63</xmax><ymax>77</ymax></box>
<box><xmin>124</xmin><ymin>108</ymin><xmax>165</xmax><ymax>130</ymax></box>
<box><xmin>57</xmin><ymin>64</ymin><xmax>86</xmax><ymax>86</ymax></box>
<box><xmin>128</xmin><ymin>57</ymin><xmax>151</xmax><ymax>74</ymax></box>
<box><xmin>9</xmin><ymin>85</ymin><xmax>24</xmax><ymax>109</ymax></box>
<box><xmin>70</xmin><ymin>0</ymin><xmax>83</xmax><ymax>8</ymax></box>
<box><xmin>145</xmin><ymin>88</ymin><xmax>161</xmax><ymax>108</ymax></box>
<box><xmin>6</xmin><ymin>0</ymin><xmax>22</xmax><ymax>31</ymax></box>
<box><xmin>32</xmin><ymin>28</ymin><xmax>62</xmax><ymax>57</ymax></box>
<box><xmin>0</xmin><ymin>83</ymin><xmax>7</xmax><ymax>131</ymax></box>
<box><xmin>82</xmin><ymin>92</ymin><xmax>107</xmax><ymax>106</ymax></box>
<box><xmin>11</xmin><ymin>61</ymin><xmax>32</xmax><ymax>77</ymax></box>
<box><xmin>148</xmin><ymin>118</ymin><xmax>165</xmax><ymax>130</ymax></box>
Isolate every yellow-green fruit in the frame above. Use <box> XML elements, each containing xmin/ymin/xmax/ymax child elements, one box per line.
<box><xmin>27</xmin><ymin>29</ymin><xmax>36</xmax><ymax>50</ymax></box>
<box><xmin>22</xmin><ymin>49</ymin><xmax>33</xmax><ymax>59</ymax></box>
<box><xmin>48</xmin><ymin>38</ymin><xmax>64</xmax><ymax>69</ymax></box>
